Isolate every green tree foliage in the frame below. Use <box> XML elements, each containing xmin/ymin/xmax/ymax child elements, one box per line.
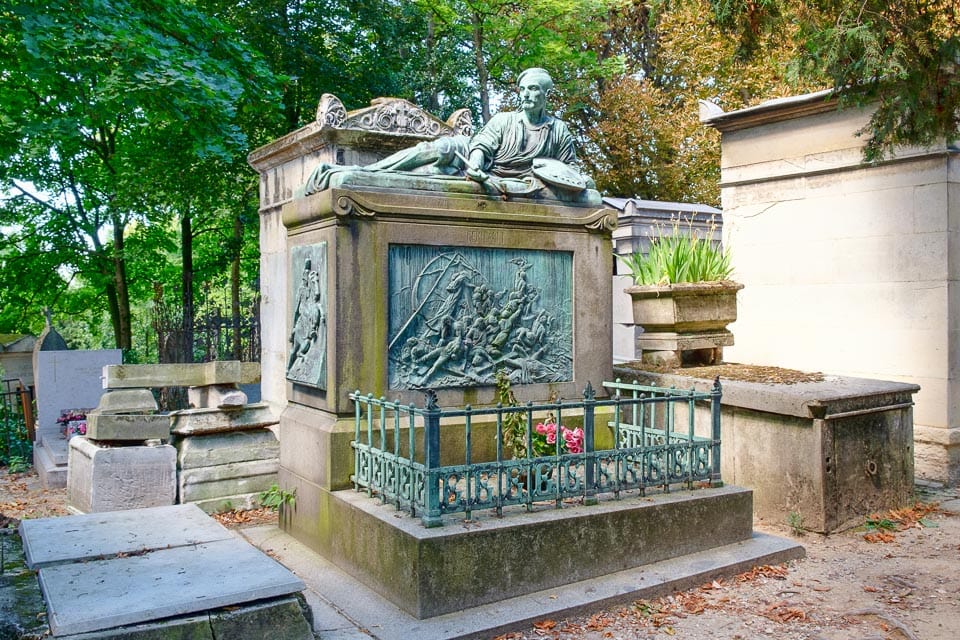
<box><xmin>202</xmin><ymin>0</ymin><xmax>479</xmax><ymax>128</ymax></box>
<box><xmin>573</xmin><ymin>0</ymin><xmax>822</xmax><ymax>203</ymax></box>
<box><xmin>413</xmin><ymin>0</ymin><xmax>621</xmax><ymax>122</ymax></box>
<box><xmin>0</xmin><ymin>0</ymin><xmax>283</xmax><ymax>349</ymax></box>
<box><xmin>710</xmin><ymin>0</ymin><xmax>960</xmax><ymax>160</ymax></box>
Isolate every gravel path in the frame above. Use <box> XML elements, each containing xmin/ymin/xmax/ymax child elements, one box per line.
<box><xmin>3</xmin><ymin>468</ymin><xmax>958</xmax><ymax>640</ymax></box>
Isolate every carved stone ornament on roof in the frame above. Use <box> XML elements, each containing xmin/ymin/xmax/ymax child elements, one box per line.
<box><xmin>316</xmin><ymin>93</ymin><xmax>346</xmax><ymax>127</ymax></box>
<box><xmin>446</xmin><ymin>108</ymin><xmax>474</xmax><ymax>136</ymax></box>
<box><xmin>342</xmin><ymin>97</ymin><xmax>452</xmax><ymax>136</ymax></box>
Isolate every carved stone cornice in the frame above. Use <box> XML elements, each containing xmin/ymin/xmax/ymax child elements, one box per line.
<box><xmin>282</xmin><ymin>186</ymin><xmax>617</xmax><ymax>235</ymax></box>
<box><xmin>316</xmin><ymin>94</ymin><xmax>471</xmax><ymax>138</ymax></box>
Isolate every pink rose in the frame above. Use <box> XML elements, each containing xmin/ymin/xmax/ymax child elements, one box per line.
<box><xmin>562</xmin><ymin>427</ymin><xmax>584</xmax><ymax>454</ymax></box>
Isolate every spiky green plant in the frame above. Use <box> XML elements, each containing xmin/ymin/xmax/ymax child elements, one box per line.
<box><xmin>618</xmin><ymin>221</ymin><xmax>733</xmax><ymax>286</ymax></box>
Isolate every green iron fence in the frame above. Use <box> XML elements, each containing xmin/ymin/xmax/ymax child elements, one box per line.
<box><xmin>0</xmin><ymin>379</ymin><xmax>33</xmax><ymax>467</ymax></box>
<box><xmin>351</xmin><ymin>378</ymin><xmax>722</xmax><ymax>527</ymax></box>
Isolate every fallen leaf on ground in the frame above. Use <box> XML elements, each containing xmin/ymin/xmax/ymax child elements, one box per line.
<box><xmin>533</xmin><ymin>619</ymin><xmax>557</xmax><ymax>631</ymax></box>
<box><xmin>864</xmin><ymin>531</ymin><xmax>896</xmax><ymax>543</ymax></box>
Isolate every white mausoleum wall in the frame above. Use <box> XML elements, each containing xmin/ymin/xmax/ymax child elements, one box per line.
<box><xmin>706</xmin><ymin>98</ymin><xmax>960</xmax><ymax>484</ymax></box>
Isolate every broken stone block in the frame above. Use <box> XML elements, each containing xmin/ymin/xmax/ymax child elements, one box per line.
<box><xmin>94</xmin><ymin>388</ymin><xmax>159</xmax><ymax>414</ymax></box>
<box><xmin>188</xmin><ymin>383</ymin><xmax>248</xmax><ymax>409</ymax></box>
<box><xmin>169</xmin><ymin>403</ymin><xmax>278</xmax><ymax>436</ymax></box>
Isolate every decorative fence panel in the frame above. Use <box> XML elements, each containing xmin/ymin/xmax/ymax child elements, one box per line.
<box><xmin>0</xmin><ymin>378</ymin><xmax>33</xmax><ymax>465</ymax></box>
<box><xmin>351</xmin><ymin>378</ymin><xmax>722</xmax><ymax>527</ymax></box>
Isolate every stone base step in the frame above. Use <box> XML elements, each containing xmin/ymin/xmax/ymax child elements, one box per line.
<box><xmin>279</xmin><ymin>476</ymin><xmax>777</xmax><ymax>619</ymax></box>
<box><xmin>33</xmin><ymin>439</ymin><xmax>68</xmax><ymax>489</ymax></box>
<box><xmin>241</xmin><ymin>523</ymin><xmax>804</xmax><ymax>640</ymax></box>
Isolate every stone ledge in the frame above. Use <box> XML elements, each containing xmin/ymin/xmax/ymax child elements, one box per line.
<box><xmin>169</xmin><ymin>403</ymin><xmax>278</xmax><ymax>435</ymax></box>
<box><xmin>103</xmin><ymin>362</ymin><xmax>260</xmax><ymax>389</ymax></box>
<box><xmin>85</xmin><ymin>413</ymin><xmax>170</xmax><ymax>441</ymax></box>
<box><xmin>617</xmin><ymin>366</ymin><xmax>920</xmax><ymax>420</ymax></box>
<box><xmin>285</xmin><ymin>478</ymin><xmax>756</xmax><ymax>619</ymax></box>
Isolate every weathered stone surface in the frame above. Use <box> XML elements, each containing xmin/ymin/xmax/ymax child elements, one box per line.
<box><xmin>186</xmin><ymin>384</ymin><xmax>247</xmax><ymax>409</ymax></box>
<box><xmin>20</xmin><ymin>504</ymin><xmax>231</xmax><ymax>569</ymax></box>
<box><xmin>178</xmin><ymin>466</ymin><xmax>277</xmax><ymax>503</ymax></box>
<box><xmin>209</xmin><ymin>595</ymin><xmax>313</xmax><ymax>640</ymax></box>
<box><xmin>85</xmin><ymin>413</ymin><xmax>170</xmax><ymax>441</ymax></box>
<box><xmin>179</xmin><ymin>459</ymin><xmax>279</xmax><ymax>485</ymax></box>
<box><xmin>622</xmin><ymin>367</ymin><xmax>917</xmax><ymax>532</ymax></box>
<box><xmin>94</xmin><ymin>389</ymin><xmax>158</xmax><ymax>414</ymax></box>
<box><xmin>38</xmin><ymin>540</ymin><xmax>304</xmax><ymax>636</ymax></box>
<box><xmin>169</xmin><ymin>403</ymin><xmax>278</xmax><ymax>435</ymax></box>
<box><xmin>175</xmin><ymin>429</ymin><xmax>279</xmax><ymax>469</ymax></box>
<box><xmin>18</xmin><ymin>506</ymin><xmax>306</xmax><ymax>637</ymax></box>
<box><xmin>66</xmin><ymin>438</ymin><xmax>176</xmax><ymax>514</ymax></box>
<box><xmin>285</xmin><ymin>482</ymin><xmax>763</xmax><ymax>619</ymax></box>
<box><xmin>174</xmin><ymin>430</ymin><xmax>280</xmax><ymax>513</ymax></box>
<box><xmin>33</xmin><ymin>437</ymin><xmax>68</xmax><ymax>489</ymax></box>
<box><xmin>52</xmin><ymin>597</ymin><xmax>313</xmax><ymax>640</ymax></box>
<box><xmin>102</xmin><ymin>362</ymin><xmax>259</xmax><ymax>389</ymax></box>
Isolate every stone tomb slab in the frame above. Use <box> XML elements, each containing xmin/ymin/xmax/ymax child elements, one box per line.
<box><xmin>18</xmin><ymin>504</ymin><xmax>305</xmax><ymax>637</ymax></box>
<box><xmin>20</xmin><ymin>504</ymin><xmax>231</xmax><ymax>569</ymax></box>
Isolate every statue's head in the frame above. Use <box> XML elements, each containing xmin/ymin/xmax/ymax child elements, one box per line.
<box><xmin>517</xmin><ymin>68</ymin><xmax>552</xmax><ymax>118</ymax></box>
<box><xmin>517</xmin><ymin>68</ymin><xmax>554</xmax><ymax>93</ymax></box>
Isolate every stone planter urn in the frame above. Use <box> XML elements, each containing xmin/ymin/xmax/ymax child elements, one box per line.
<box><xmin>624</xmin><ymin>280</ymin><xmax>744</xmax><ymax>367</ymax></box>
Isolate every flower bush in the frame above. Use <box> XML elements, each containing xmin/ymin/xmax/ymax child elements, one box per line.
<box><xmin>496</xmin><ymin>370</ymin><xmax>585</xmax><ymax>459</ymax></box>
<box><xmin>57</xmin><ymin>410</ymin><xmax>88</xmax><ymax>438</ymax></box>
<box><xmin>533</xmin><ymin>419</ymin><xmax>584</xmax><ymax>456</ymax></box>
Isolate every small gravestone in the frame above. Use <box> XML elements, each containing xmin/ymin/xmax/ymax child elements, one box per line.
<box><xmin>31</xmin><ymin>312</ymin><xmax>121</xmax><ymax>488</ymax></box>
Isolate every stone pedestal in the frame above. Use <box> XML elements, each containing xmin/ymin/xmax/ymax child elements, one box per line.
<box><xmin>66</xmin><ymin>438</ymin><xmax>177</xmax><ymax>514</ymax></box>
<box><xmin>171</xmin><ymin>404</ymin><xmax>280</xmax><ymax>513</ymax></box>
<box><xmin>278</xmin><ymin>186</ymin><xmax>613</xmax><ymax>503</ymax></box>
<box><xmin>625</xmin><ymin>281</ymin><xmax>743</xmax><ymax>367</ymax></box>
<box><xmin>275</xmin><ymin>184</ymin><xmax>615</xmax><ymax>551</ymax></box>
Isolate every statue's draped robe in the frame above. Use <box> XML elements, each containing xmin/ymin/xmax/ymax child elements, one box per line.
<box><xmin>469</xmin><ymin>112</ymin><xmax>576</xmax><ymax>178</ymax></box>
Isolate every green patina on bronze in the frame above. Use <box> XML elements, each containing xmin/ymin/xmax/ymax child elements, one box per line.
<box><xmin>286</xmin><ymin>242</ymin><xmax>328</xmax><ymax>389</ymax></box>
<box><xmin>296</xmin><ymin>68</ymin><xmax>600</xmax><ymax>207</ymax></box>
<box><xmin>388</xmin><ymin>245</ymin><xmax>573</xmax><ymax>390</ymax></box>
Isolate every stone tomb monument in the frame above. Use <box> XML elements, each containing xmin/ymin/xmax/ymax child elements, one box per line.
<box><xmin>252</xmin><ymin>69</ymin><xmax>615</xmax><ymax>499</ymax></box>
<box><xmin>67</xmin><ymin>361</ymin><xmax>278</xmax><ymax>514</ymax></box>
<box><xmin>248</xmin><ymin>71</ymin><xmax>803</xmax><ymax>621</ymax></box>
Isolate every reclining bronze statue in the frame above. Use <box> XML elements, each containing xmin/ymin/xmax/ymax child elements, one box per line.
<box><xmin>298</xmin><ymin>68</ymin><xmax>599</xmax><ymax>205</ymax></box>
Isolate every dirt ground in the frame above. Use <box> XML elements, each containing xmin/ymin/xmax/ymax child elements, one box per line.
<box><xmin>2</xmin><ymin>469</ymin><xmax>958</xmax><ymax>640</ymax></box>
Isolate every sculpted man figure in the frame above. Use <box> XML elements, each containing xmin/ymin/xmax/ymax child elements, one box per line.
<box><xmin>299</xmin><ymin>67</ymin><xmax>595</xmax><ymax>200</ymax></box>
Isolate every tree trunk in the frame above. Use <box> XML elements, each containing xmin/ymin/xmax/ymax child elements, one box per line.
<box><xmin>231</xmin><ymin>212</ymin><xmax>242</xmax><ymax>361</ymax></box>
<box><xmin>111</xmin><ymin>221</ymin><xmax>132</xmax><ymax>352</ymax></box>
<box><xmin>104</xmin><ymin>278</ymin><xmax>122</xmax><ymax>349</ymax></box>
<box><xmin>181</xmin><ymin>206</ymin><xmax>195</xmax><ymax>363</ymax></box>
<box><xmin>471</xmin><ymin>11</ymin><xmax>491</xmax><ymax>123</ymax></box>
